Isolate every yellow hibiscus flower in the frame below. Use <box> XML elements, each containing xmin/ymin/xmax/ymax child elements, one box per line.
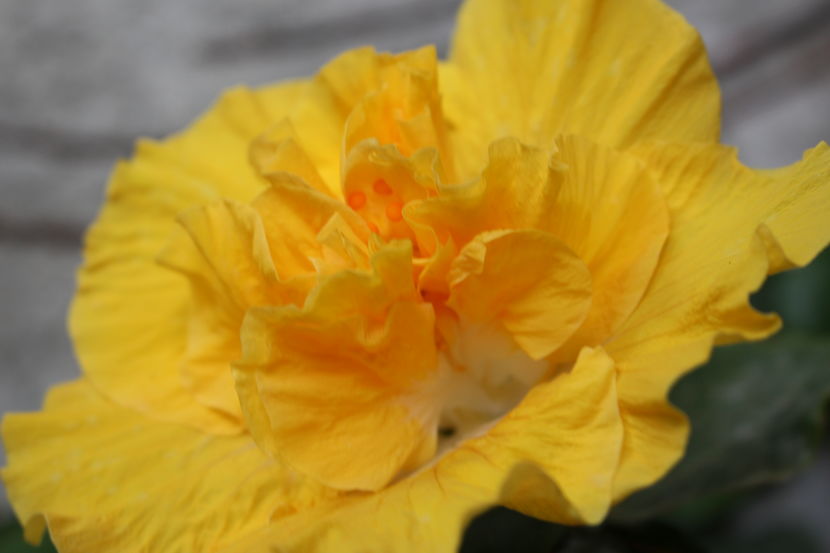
<box><xmin>3</xmin><ymin>0</ymin><xmax>830</xmax><ymax>551</ymax></box>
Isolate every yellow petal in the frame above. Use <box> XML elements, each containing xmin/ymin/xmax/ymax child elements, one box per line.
<box><xmin>221</xmin><ymin>346</ymin><xmax>622</xmax><ymax>553</ymax></box>
<box><xmin>158</xmin><ymin>200</ymin><xmax>309</xmax><ymax>421</ymax></box>
<box><xmin>70</xmin><ymin>155</ymin><xmax>235</xmax><ymax>434</ymax></box>
<box><xmin>758</xmin><ymin>143</ymin><xmax>830</xmax><ymax>272</ymax></box>
<box><xmin>1</xmin><ymin>380</ymin><xmax>334</xmax><ymax>553</ymax></box>
<box><xmin>448</xmin><ymin>229</ymin><xmax>592</xmax><ymax>359</ymax></box>
<box><xmin>315</xmin><ymin>212</ymin><xmax>371</xmax><ymax>272</ymax></box>
<box><xmin>252</xmin><ymin>172</ymin><xmax>370</xmax><ymax>277</ymax></box>
<box><xmin>69</xmin><ymin>83</ymin><xmax>308</xmax><ymax>434</ymax></box>
<box><xmin>546</xmin><ymin>135</ymin><xmax>669</xmax><ymax>359</ymax></box>
<box><xmin>442</xmin><ymin>0</ymin><xmax>720</xmax><ymax>178</ymax></box>
<box><xmin>342</xmin><ymin>46</ymin><xmax>452</xmax><ymax>174</ymax></box>
<box><xmin>289</xmin><ymin>45</ymin><xmax>449</xmax><ymax>195</ymax></box>
<box><xmin>408</xmin><ymin>138</ymin><xmax>549</xmax><ymax>247</ymax></box>
<box><xmin>235</xmin><ymin>243</ymin><xmax>440</xmax><ymax>491</ymax></box>
<box><xmin>412</xmin><ymin>136</ymin><xmax>667</xmax><ymax>357</ymax></box>
<box><xmin>248</xmin><ymin>119</ymin><xmax>331</xmax><ymax>196</ymax></box>
<box><xmin>608</xmin><ymin>141</ymin><xmax>830</xmax><ymax>499</ymax></box>
<box><xmin>163</xmin><ymin>86</ymin><xmax>287</xmax><ymax>201</ymax></box>
<box><xmin>342</xmin><ymin>140</ymin><xmax>440</xmax><ymax>242</ymax></box>
<box><xmin>481</xmin><ymin>346</ymin><xmax>622</xmax><ymax>525</ymax></box>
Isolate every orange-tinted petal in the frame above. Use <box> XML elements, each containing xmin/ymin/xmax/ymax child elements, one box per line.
<box><xmin>220</xmin><ymin>346</ymin><xmax>622</xmax><ymax>553</ymax></box>
<box><xmin>447</xmin><ymin>229</ymin><xmax>592</xmax><ymax>360</ymax></box>
<box><xmin>235</xmin><ymin>242</ymin><xmax>440</xmax><ymax>491</ymax></box>
<box><xmin>412</xmin><ymin>137</ymin><xmax>668</xmax><ymax>358</ymax></box>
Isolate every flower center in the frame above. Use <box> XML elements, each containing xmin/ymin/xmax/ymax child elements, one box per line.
<box><xmin>345</xmin><ymin>178</ymin><xmax>409</xmax><ymax>237</ymax></box>
<box><xmin>433</xmin><ymin>321</ymin><xmax>548</xmax><ymax>451</ymax></box>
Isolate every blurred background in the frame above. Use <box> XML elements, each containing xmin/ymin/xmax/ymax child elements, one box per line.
<box><xmin>1</xmin><ymin>0</ymin><xmax>829</xmax><ymax>551</ymax></box>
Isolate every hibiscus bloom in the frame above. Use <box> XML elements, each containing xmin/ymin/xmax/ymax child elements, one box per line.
<box><xmin>3</xmin><ymin>0</ymin><xmax>829</xmax><ymax>551</ymax></box>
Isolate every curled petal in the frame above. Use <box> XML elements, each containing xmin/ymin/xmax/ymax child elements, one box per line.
<box><xmin>249</xmin><ymin>120</ymin><xmax>332</xmax><ymax>197</ymax></box>
<box><xmin>412</xmin><ymin>136</ymin><xmax>667</xmax><ymax>358</ymax></box>
<box><xmin>69</xmin><ymin>85</ymin><xmax>307</xmax><ymax>434</ymax></box>
<box><xmin>158</xmin><ymin>200</ymin><xmax>310</xmax><ymax>421</ymax></box>
<box><xmin>235</xmin><ymin>243</ymin><xmax>440</xmax><ymax>491</ymax></box>
<box><xmin>609</xmin><ymin>141</ymin><xmax>830</xmax><ymax>499</ymax></box>
<box><xmin>448</xmin><ymin>229</ymin><xmax>592</xmax><ymax>360</ymax></box>
<box><xmin>221</xmin><ymin>346</ymin><xmax>622</xmax><ymax>553</ymax></box>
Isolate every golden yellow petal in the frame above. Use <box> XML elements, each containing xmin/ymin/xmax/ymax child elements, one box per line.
<box><xmin>235</xmin><ymin>243</ymin><xmax>439</xmax><ymax>491</ymax></box>
<box><xmin>1</xmin><ymin>380</ymin><xmax>333</xmax><ymax>553</ymax></box>
<box><xmin>412</xmin><ymin>136</ymin><xmax>667</xmax><ymax>358</ymax></box>
<box><xmin>163</xmin><ymin>86</ymin><xmax>287</xmax><ymax>201</ymax></box>
<box><xmin>249</xmin><ymin>119</ymin><xmax>331</xmax><ymax>196</ymax></box>
<box><xmin>608</xmin><ymin>141</ymin><xmax>830</xmax><ymax>499</ymax></box>
<box><xmin>220</xmin><ymin>346</ymin><xmax>622</xmax><ymax>553</ymax></box>
<box><xmin>483</xmin><ymin>346</ymin><xmax>623</xmax><ymax>525</ymax></box>
<box><xmin>447</xmin><ymin>229</ymin><xmax>592</xmax><ymax>360</ymax></box>
<box><xmin>289</xmin><ymin>45</ymin><xmax>449</xmax><ymax>195</ymax></box>
<box><xmin>408</xmin><ymin>138</ymin><xmax>550</xmax><ymax>248</ymax></box>
<box><xmin>69</xmin><ymin>83</ymin><xmax>308</xmax><ymax>434</ymax></box>
<box><xmin>546</xmin><ymin>135</ymin><xmax>669</xmax><ymax>360</ymax></box>
<box><xmin>758</xmin><ymin>143</ymin><xmax>830</xmax><ymax>272</ymax></box>
<box><xmin>70</xmin><ymin>156</ymin><xmax>234</xmax><ymax>434</ymax></box>
<box><xmin>252</xmin><ymin>172</ymin><xmax>370</xmax><ymax>278</ymax></box>
<box><xmin>316</xmin><ymin>212</ymin><xmax>371</xmax><ymax>272</ymax></box>
<box><xmin>343</xmin><ymin>140</ymin><xmax>440</xmax><ymax>242</ymax></box>
<box><xmin>342</xmin><ymin>46</ymin><xmax>451</xmax><ymax>173</ymax></box>
<box><xmin>442</xmin><ymin>0</ymin><xmax>720</xmax><ymax>178</ymax></box>
<box><xmin>157</xmin><ymin>200</ymin><xmax>309</xmax><ymax>421</ymax></box>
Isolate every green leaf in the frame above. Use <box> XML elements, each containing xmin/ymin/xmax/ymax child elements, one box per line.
<box><xmin>611</xmin><ymin>335</ymin><xmax>830</xmax><ymax>523</ymax></box>
<box><xmin>460</xmin><ymin>509</ymin><xmax>707</xmax><ymax>553</ymax></box>
<box><xmin>554</xmin><ymin>523</ymin><xmax>707</xmax><ymax>553</ymax></box>
<box><xmin>0</xmin><ymin>520</ymin><xmax>57</xmax><ymax>553</ymax></box>
<box><xmin>707</xmin><ymin>527</ymin><xmax>823</xmax><ymax>553</ymax></box>
<box><xmin>459</xmin><ymin>507</ymin><xmax>566</xmax><ymax>553</ymax></box>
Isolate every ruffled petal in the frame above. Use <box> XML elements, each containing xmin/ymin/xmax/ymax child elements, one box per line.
<box><xmin>608</xmin><ymin>141</ymin><xmax>830</xmax><ymax>499</ymax></box>
<box><xmin>220</xmin><ymin>346</ymin><xmax>622</xmax><ymax>553</ymax></box>
<box><xmin>252</xmin><ymin>172</ymin><xmax>371</xmax><ymax>275</ymax></box>
<box><xmin>158</xmin><ymin>200</ymin><xmax>310</xmax><ymax>421</ymax></box>
<box><xmin>69</xmin><ymin>84</ymin><xmax>308</xmax><ymax>434</ymax></box>
<box><xmin>1</xmin><ymin>380</ymin><xmax>334</xmax><ymax>553</ymax></box>
<box><xmin>235</xmin><ymin>242</ymin><xmax>440</xmax><ymax>492</ymax></box>
<box><xmin>249</xmin><ymin>120</ymin><xmax>330</xmax><ymax>196</ymax></box>
<box><xmin>411</xmin><ymin>136</ymin><xmax>668</xmax><ymax>358</ymax></box>
<box><xmin>546</xmin><ymin>135</ymin><xmax>669</xmax><ymax>359</ymax></box>
<box><xmin>289</xmin><ymin>45</ymin><xmax>449</xmax><ymax>195</ymax></box>
<box><xmin>442</xmin><ymin>0</ymin><xmax>720</xmax><ymax>178</ymax></box>
<box><xmin>342</xmin><ymin>141</ymin><xmax>440</xmax><ymax>242</ymax></box>
<box><xmin>447</xmin><ymin>229</ymin><xmax>592</xmax><ymax>359</ymax></box>
<box><xmin>758</xmin><ymin>143</ymin><xmax>830</xmax><ymax>272</ymax></box>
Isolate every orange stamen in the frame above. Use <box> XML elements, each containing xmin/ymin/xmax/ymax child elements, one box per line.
<box><xmin>373</xmin><ymin>178</ymin><xmax>393</xmax><ymax>195</ymax></box>
<box><xmin>368</xmin><ymin>221</ymin><xmax>380</xmax><ymax>234</ymax></box>
<box><xmin>347</xmin><ymin>191</ymin><xmax>366</xmax><ymax>209</ymax></box>
<box><xmin>385</xmin><ymin>201</ymin><xmax>403</xmax><ymax>222</ymax></box>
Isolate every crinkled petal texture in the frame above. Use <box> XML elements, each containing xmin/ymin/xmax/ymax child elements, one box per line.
<box><xmin>608</xmin><ymin>141</ymin><xmax>830</xmax><ymax>499</ymax></box>
<box><xmin>235</xmin><ymin>242</ymin><xmax>441</xmax><ymax>492</ymax></box>
<box><xmin>222</xmin><ymin>346</ymin><xmax>623</xmax><ymax>553</ymax></box>
<box><xmin>1</xmin><ymin>380</ymin><xmax>335</xmax><ymax>553</ymax></box>
<box><xmin>67</xmin><ymin>84</ymin><xmax>311</xmax><ymax>433</ymax></box>
<box><xmin>442</xmin><ymin>0</ymin><xmax>721</xmax><ymax>178</ymax></box>
<box><xmin>3</xmin><ymin>0</ymin><xmax>830</xmax><ymax>551</ymax></box>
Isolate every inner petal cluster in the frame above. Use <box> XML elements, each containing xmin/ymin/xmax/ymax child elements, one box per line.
<box><xmin>160</xmin><ymin>46</ymin><xmax>670</xmax><ymax>492</ymax></box>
